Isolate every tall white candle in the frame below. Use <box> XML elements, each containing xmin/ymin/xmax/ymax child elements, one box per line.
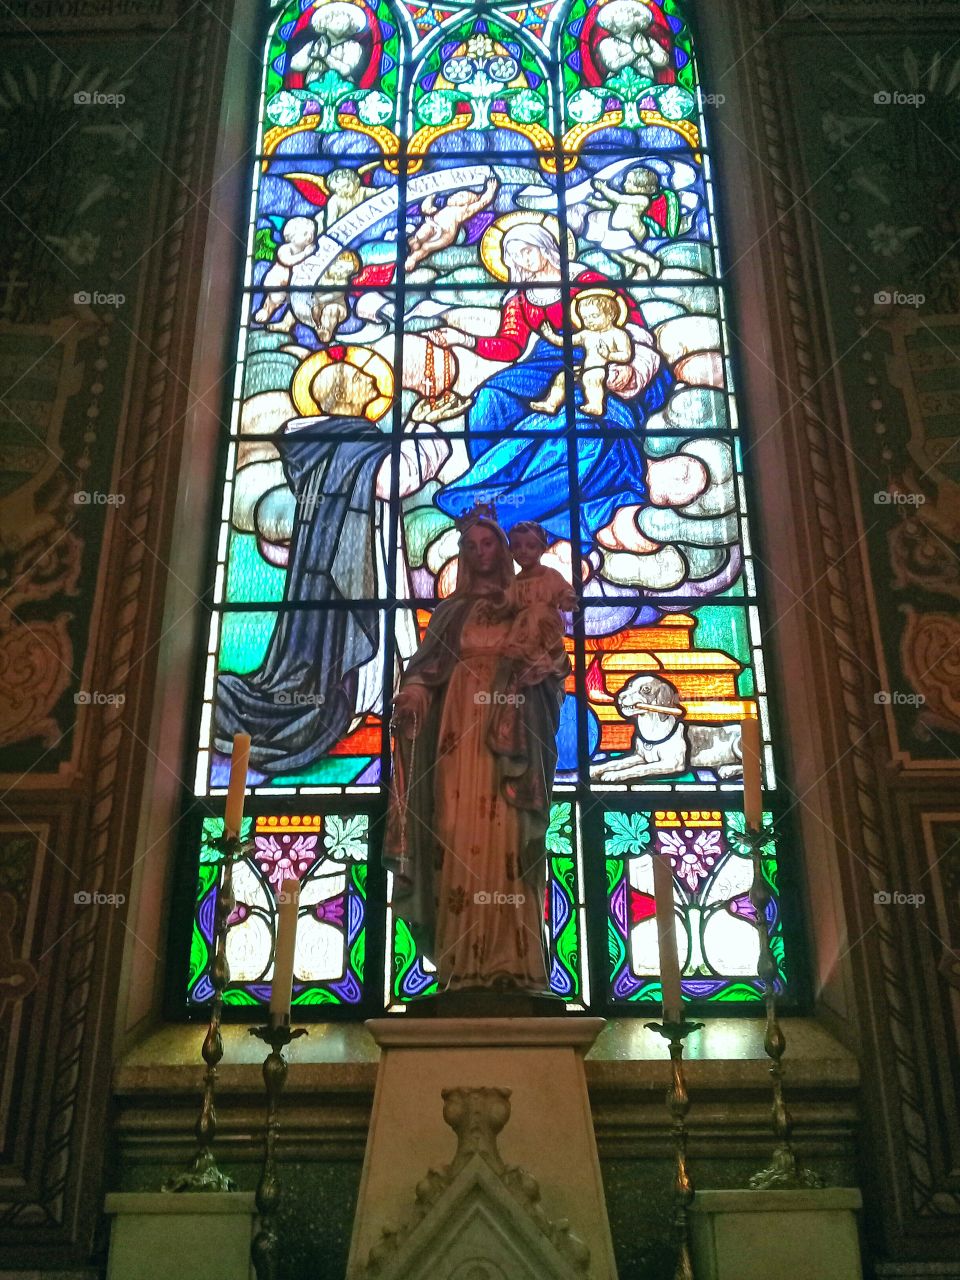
<box><xmin>741</xmin><ymin>715</ymin><xmax>763</xmax><ymax>830</ymax></box>
<box><xmin>224</xmin><ymin>733</ymin><xmax>251</xmax><ymax>837</ymax></box>
<box><xmin>270</xmin><ymin>877</ymin><xmax>300</xmax><ymax>1025</ymax></box>
<box><xmin>652</xmin><ymin>853</ymin><xmax>683</xmax><ymax>1024</ymax></box>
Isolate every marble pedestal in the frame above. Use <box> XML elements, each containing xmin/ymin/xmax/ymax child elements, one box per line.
<box><xmin>104</xmin><ymin>1192</ymin><xmax>257</xmax><ymax>1280</ymax></box>
<box><xmin>689</xmin><ymin>1188</ymin><xmax>864</xmax><ymax>1280</ymax></box>
<box><xmin>347</xmin><ymin>1018</ymin><xmax>617</xmax><ymax>1280</ymax></box>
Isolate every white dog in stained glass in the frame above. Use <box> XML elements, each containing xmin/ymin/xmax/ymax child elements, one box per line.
<box><xmin>591</xmin><ymin>673</ymin><xmax>744</xmax><ymax>782</ymax></box>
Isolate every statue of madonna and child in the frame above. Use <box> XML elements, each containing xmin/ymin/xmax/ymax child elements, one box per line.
<box><xmin>384</xmin><ymin>512</ymin><xmax>576</xmax><ymax>1008</ymax></box>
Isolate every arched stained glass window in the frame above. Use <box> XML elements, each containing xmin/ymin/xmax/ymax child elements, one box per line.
<box><xmin>179</xmin><ymin>0</ymin><xmax>787</xmax><ymax>1016</ymax></box>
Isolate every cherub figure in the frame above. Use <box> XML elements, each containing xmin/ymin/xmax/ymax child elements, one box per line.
<box><xmin>590</xmin><ymin>166</ymin><xmax>665</xmax><ymax>279</ymax></box>
<box><xmin>322</xmin><ymin>168</ymin><xmax>367</xmax><ymax>230</ymax></box>
<box><xmin>502</xmin><ymin>522</ymin><xmax>576</xmax><ymax>686</ymax></box>
<box><xmin>310</xmin><ymin>250</ymin><xmax>360</xmax><ymax>343</ymax></box>
<box><xmin>530</xmin><ymin>289</ymin><xmax>634</xmax><ymax>417</ymax></box>
<box><xmin>254</xmin><ymin>216</ymin><xmax>317</xmax><ymax>328</ymax></box>
<box><xmin>404</xmin><ymin>178</ymin><xmax>498</xmax><ymax>272</ymax></box>
<box><xmin>596</xmin><ymin>0</ymin><xmax>669</xmax><ymax>81</ymax></box>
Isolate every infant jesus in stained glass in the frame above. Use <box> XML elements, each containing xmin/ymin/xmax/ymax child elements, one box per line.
<box><xmin>531</xmin><ymin>288</ymin><xmax>634</xmax><ymax>418</ymax></box>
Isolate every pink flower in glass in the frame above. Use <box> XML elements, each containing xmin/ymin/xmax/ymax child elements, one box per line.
<box><xmin>253</xmin><ymin>833</ymin><xmax>319</xmax><ymax>894</ymax></box>
<box><xmin>657</xmin><ymin>828</ymin><xmax>722</xmax><ymax>893</ymax></box>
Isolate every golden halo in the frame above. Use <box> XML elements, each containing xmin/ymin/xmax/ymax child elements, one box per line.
<box><xmin>570</xmin><ymin>287</ymin><xmax>629</xmax><ymax>329</ymax></box>
<box><xmin>479</xmin><ymin>212</ymin><xmax>578</xmax><ymax>283</ymax></box>
<box><xmin>291</xmin><ymin>346</ymin><xmax>394</xmax><ymax>421</ymax></box>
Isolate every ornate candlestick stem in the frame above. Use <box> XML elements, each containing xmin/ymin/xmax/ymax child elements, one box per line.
<box><xmin>163</xmin><ymin>833</ymin><xmax>244</xmax><ymax>1193</ymax></box>
<box><xmin>743</xmin><ymin>821</ymin><xmax>824</xmax><ymax>1190</ymax></box>
<box><xmin>646</xmin><ymin>1017</ymin><xmax>704</xmax><ymax>1280</ymax></box>
<box><xmin>250</xmin><ymin>1020</ymin><xmax>308</xmax><ymax>1280</ymax></box>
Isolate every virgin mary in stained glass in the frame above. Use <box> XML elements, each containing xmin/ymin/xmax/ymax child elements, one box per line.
<box><xmin>430</xmin><ymin>217</ymin><xmax>674</xmax><ymax>542</ymax></box>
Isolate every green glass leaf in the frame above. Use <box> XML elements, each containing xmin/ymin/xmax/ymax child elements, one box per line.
<box><xmin>188</xmin><ymin>922</ymin><xmax>209</xmax><ymax>991</ymax></box>
<box><xmin>323</xmin><ymin>813</ymin><xmax>369</xmax><ymax>861</ymax></box>
<box><xmin>546</xmin><ymin>802</ymin><xmax>573</xmax><ymax>856</ymax></box>
<box><xmin>417</xmin><ymin>91</ymin><xmax>456</xmax><ymax>126</ymax></box>
<box><xmin>266</xmin><ymin>89</ymin><xmax>305</xmax><ymax>127</ymax></box>
<box><xmin>604</xmin><ymin>811</ymin><xmax>651</xmax><ymax>857</ymax></box>
<box><xmin>509</xmin><ymin>88</ymin><xmax>545</xmax><ymax>123</ymax></box>
<box><xmin>255</xmin><ymin>227</ymin><xmax>277</xmax><ymax>263</ymax></box>
<box><xmin>222</xmin><ymin>989</ymin><xmax>262</xmax><ymax>1006</ymax></box>
<box><xmin>607</xmin><ymin>916</ymin><xmax>627</xmax><ymax>970</ymax></box>
<box><xmin>295</xmin><ymin>987</ymin><xmax>339</xmax><ymax>1006</ymax></box>
<box><xmin>357</xmin><ymin>90</ymin><xmax>393</xmax><ymax>126</ymax></box>
<box><xmin>651</xmin><ymin>83</ymin><xmax>696</xmax><ymax>122</ymax></box>
<box><xmin>567</xmin><ymin>88</ymin><xmax>603</xmax><ymax>124</ymax></box>
<box><xmin>606</xmin><ymin>856</ymin><xmax>625</xmax><ymax>896</ymax></box>
<box><xmin>392</xmin><ymin>917</ymin><xmax>418</xmax><ymax>999</ymax></box>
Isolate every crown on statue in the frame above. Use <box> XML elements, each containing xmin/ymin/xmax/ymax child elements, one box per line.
<box><xmin>454</xmin><ymin>502</ymin><xmax>499</xmax><ymax>532</ymax></box>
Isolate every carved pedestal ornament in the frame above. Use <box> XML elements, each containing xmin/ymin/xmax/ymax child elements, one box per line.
<box><xmin>357</xmin><ymin>1087</ymin><xmax>590</xmax><ymax>1280</ymax></box>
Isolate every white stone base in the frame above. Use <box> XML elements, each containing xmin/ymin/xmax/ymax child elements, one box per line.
<box><xmin>347</xmin><ymin>1018</ymin><xmax>618</xmax><ymax>1280</ymax></box>
<box><xmin>104</xmin><ymin>1192</ymin><xmax>257</xmax><ymax>1280</ymax></box>
<box><xmin>689</xmin><ymin>1188</ymin><xmax>863</xmax><ymax>1280</ymax></box>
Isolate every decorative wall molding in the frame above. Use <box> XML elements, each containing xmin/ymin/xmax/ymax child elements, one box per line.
<box><xmin>729</xmin><ymin>0</ymin><xmax>960</xmax><ymax>1259</ymax></box>
<box><xmin>0</xmin><ymin>2</ymin><xmax>231</xmax><ymax>1264</ymax></box>
<box><xmin>0</xmin><ymin>1</ymin><xmax>181</xmax><ymax>30</ymax></box>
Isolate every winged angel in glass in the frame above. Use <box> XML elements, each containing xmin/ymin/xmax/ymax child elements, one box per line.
<box><xmin>205</xmin><ymin>0</ymin><xmax>768</xmax><ymax>805</ymax></box>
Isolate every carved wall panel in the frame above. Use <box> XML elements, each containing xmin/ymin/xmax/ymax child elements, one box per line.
<box><xmin>701</xmin><ymin>0</ymin><xmax>960</xmax><ymax>1266</ymax></box>
<box><xmin>0</xmin><ymin>2</ymin><xmax>229</xmax><ymax>1265</ymax></box>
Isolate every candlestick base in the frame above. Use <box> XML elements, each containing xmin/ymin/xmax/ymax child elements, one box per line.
<box><xmin>645</xmin><ymin>1019</ymin><xmax>703</xmax><ymax>1280</ymax></box>
<box><xmin>645</xmin><ymin>1018</ymin><xmax>705</xmax><ymax>1043</ymax></box>
<box><xmin>735</xmin><ymin>819</ymin><xmax>828</xmax><ymax>1195</ymax></box>
<box><xmin>161</xmin><ymin>1152</ymin><xmax>236</xmax><ymax>1195</ymax></box>
<box><xmin>248</xmin><ymin>1023</ymin><xmax>308</xmax><ymax>1280</ymax></box>
<box><xmin>162</xmin><ymin>833</ymin><xmax>251</xmax><ymax>1196</ymax></box>
<box><xmin>749</xmin><ymin>1145</ymin><xmax>826</xmax><ymax>1191</ymax></box>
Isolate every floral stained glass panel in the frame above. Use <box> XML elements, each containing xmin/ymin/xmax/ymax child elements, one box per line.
<box><xmin>188</xmin><ymin>812</ymin><xmax>368</xmax><ymax>1010</ymax></box>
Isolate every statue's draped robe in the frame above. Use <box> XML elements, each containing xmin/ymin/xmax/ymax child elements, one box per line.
<box><xmin>385</xmin><ymin>592</ymin><xmax>569</xmax><ymax>991</ymax></box>
<box><xmin>214</xmin><ymin>417</ymin><xmax>390</xmax><ymax>774</ymax></box>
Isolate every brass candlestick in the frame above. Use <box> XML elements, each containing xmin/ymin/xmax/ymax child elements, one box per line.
<box><xmin>740</xmin><ymin>820</ymin><xmax>825</xmax><ymax>1190</ymax></box>
<box><xmin>164</xmin><ymin>832</ymin><xmax>246</xmax><ymax>1193</ymax></box>
<box><xmin>249</xmin><ymin>1019</ymin><xmax>308</xmax><ymax>1280</ymax></box>
<box><xmin>646</xmin><ymin>1017</ymin><xmax>704</xmax><ymax>1280</ymax></box>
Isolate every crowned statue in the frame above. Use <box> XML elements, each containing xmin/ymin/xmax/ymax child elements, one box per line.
<box><xmin>385</xmin><ymin>508</ymin><xmax>572</xmax><ymax>1000</ymax></box>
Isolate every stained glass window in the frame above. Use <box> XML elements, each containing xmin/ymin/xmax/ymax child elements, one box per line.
<box><xmin>179</xmin><ymin>0</ymin><xmax>789</xmax><ymax>1017</ymax></box>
